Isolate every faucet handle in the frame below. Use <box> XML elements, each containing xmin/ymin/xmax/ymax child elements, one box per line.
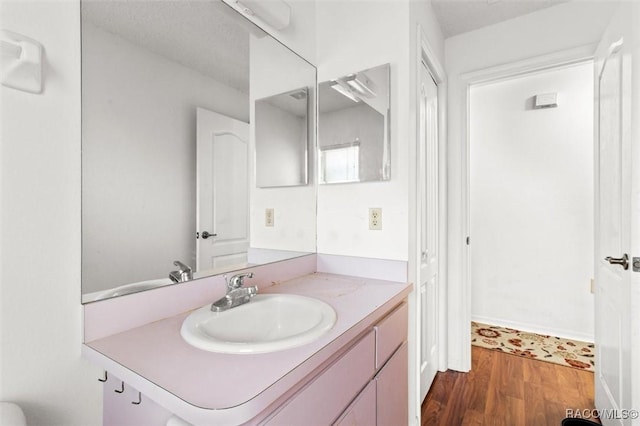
<box><xmin>173</xmin><ymin>260</ymin><xmax>192</xmax><ymax>273</ymax></box>
<box><xmin>227</xmin><ymin>272</ymin><xmax>254</xmax><ymax>290</ymax></box>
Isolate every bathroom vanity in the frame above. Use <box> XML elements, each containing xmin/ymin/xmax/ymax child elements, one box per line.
<box><xmin>82</xmin><ymin>268</ymin><xmax>411</xmax><ymax>425</ymax></box>
<box><xmin>79</xmin><ymin>2</ymin><xmax>409</xmax><ymax>424</ymax></box>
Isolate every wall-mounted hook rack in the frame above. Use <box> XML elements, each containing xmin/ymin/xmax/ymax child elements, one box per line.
<box><xmin>98</xmin><ymin>371</ymin><xmax>108</xmax><ymax>382</ymax></box>
<box><xmin>115</xmin><ymin>381</ymin><xmax>124</xmax><ymax>394</ymax></box>
<box><xmin>132</xmin><ymin>392</ymin><xmax>141</xmax><ymax>405</ymax></box>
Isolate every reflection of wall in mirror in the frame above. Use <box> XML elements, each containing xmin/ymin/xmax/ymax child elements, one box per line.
<box><xmin>249</xmin><ymin>34</ymin><xmax>316</xmax><ymax>253</ymax></box>
<box><xmin>319</xmin><ymin>104</ymin><xmax>384</xmax><ymax>182</ymax></box>
<box><xmin>255</xmin><ymin>101</ymin><xmax>306</xmax><ymax>186</ymax></box>
<box><xmin>82</xmin><ymin>23</ymin><xmax>248</xmax><ymax>294</ymax></box>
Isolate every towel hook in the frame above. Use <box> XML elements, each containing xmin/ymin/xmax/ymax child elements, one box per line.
<box><xmin>132</xmin><ymin>392</ymin><xmax>142</xmax><ymax>405</ymax></box>
<box><xmin>115</xmin><ymin>381</ymin><xmax>124</xmax><ymax>394</ymax></box>
<box><xmin>0</xmin><ymin>30</ymin><xmax>43</xmax><ymax>94</ymax></box>
<box><xmin>98</xmin><ymin>371</ymin><xmax>108</xmax><ymax>382</ymax></box>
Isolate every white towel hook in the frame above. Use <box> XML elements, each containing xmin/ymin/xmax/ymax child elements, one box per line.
<box><xmin>1</xmin><ymin>29</ymin><xmax>43</xmax><ymax>94</ymax></box>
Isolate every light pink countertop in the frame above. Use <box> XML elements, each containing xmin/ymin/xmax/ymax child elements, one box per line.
<box><xmin>83</xmin><ymin>272</ymin><xmax>411</xmax><ymax>424</ymax></box>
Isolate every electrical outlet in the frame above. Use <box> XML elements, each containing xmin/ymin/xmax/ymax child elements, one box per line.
<box><xmin>369</xmin><ymin>208</ymin><xmax>382</xmax><ymax>230</ymax></box>
<box><xmin>265</xmin><ymin>208</ymin><xmax>274</xmax><ymax>227</ymax></box>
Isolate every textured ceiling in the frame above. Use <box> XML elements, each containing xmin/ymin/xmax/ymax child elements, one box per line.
<box><xmin>431</xmin><ymin>0</ymin><xmax>570</xmax><ymax>38</ymax></box>
<box><xmin>82</xmin><ymin>0</ymin><xmax>258</xmax><ymax>93</ymax></box>
<box><xmin>82</xmin><ymin>0</ymin><xmax>573</xmax><ymax>90</ymax></box>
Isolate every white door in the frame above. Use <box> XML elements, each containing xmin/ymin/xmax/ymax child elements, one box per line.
<box><xmin>594</xmin><ymin>4</ymin><xmax>640</xmax><ymax>425</ymax></box>
<box><xmin>418</xmin><ymin>62</ymin><xmax>439</xmax><ymax>401</ymax></box>
<box><xmin>196</xmin><ymin>108</ymin><xmax>250</xmax><ymax>271</ymax></box>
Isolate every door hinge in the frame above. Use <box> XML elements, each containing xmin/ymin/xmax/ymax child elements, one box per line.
<box><xmin>466</xmin><ymin>236</ymin><xmax>470</xmax><ymax>245</ymax></box>
<box><xmin>633</xmin><ymin>257</ymin><xmax>640</xmax><ymax>272</ymax></box>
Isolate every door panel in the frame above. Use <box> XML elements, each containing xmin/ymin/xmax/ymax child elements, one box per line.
<box><xmin>594</xmin><ymin>4</ymin><xmax>637</xmax><ymax>424</ymax></box>
<box><xmin>418</xmin><ymin>62</ymin><xmax>439</xmax><ymax>401</ymax></box>
<box><xmin>196</xmin><ymin>108</ymin><xmax>249</xmax><ymax>271</ymax></box>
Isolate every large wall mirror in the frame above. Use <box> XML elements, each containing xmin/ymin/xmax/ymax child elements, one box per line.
<box><xmin>81</xmin><ymin>0</ymin><xmax>316</xmax><ymax>303</ymax></box>
<box><xmin>318</xmin><ymin>64</ymin><xmax>390</xmax><ymax>184</ymax></box>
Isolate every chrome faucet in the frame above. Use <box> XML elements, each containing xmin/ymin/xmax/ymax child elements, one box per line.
<box><xmin>211</xmin><ymin>272</ymin><xmax>258</xmax><ymax>312</ymax></box>
<box><xmin>169</xmin><ymin>260</ymin><xmax>193</xmax><ymax>283</ymax></box>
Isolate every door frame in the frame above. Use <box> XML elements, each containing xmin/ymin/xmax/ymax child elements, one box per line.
<box><xmin>408</xmin><ymin>23</ymin><xmax>447</xmax><ymax>423</ymax></box>
<box><xmin>450</xmin><ymin>44</ymin><xmax>596</xmax><ymax>372</ymax></box>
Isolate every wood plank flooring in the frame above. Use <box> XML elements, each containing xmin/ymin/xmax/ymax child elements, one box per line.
<box><xmin>421</xmin><ymin>346</ymin><xmax>598</xmax><ymax>426</ymax></box>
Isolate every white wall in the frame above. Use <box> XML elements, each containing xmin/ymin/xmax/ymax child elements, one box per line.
<box><xmin>470</xmin><ymin>63</ymin><xmax>594</xmax><ymax>341</ymax></box>
<box><xmin>314</xmin><ymin>0</ymin><xmax>445</xmax><ymax>260</ymax></box>
<box><xmin>445</xmin><ymin>1</ymin><xmax>617</xmax><ymax>371</ymax></box>
<box><xmin>249</xmin><ymin>34</ymin><xmax>317</xmax><ymax>253</ymax></box>
<box><xmin>316</xmin><ymin>1</ymin><xmax>411</xmax><ymax>261</ymax></box>
<box><xmin>255</xmin><ymin>101</ymin><xmax>306</xmax><ymax>187</ymax></box>
<box><xmin>0</xmin><ymin>1</ymin><xmax>102</xmax><ymax>424</ymax></box>
<box><xmin>316</xmin><ymin>2</ymin><xmax>445</xmax><ymax>424</ymax></box>
<box><xmin>82</xmin><ymin>23</ymin><xmax>248</xmax><ymax>294</ymax></box>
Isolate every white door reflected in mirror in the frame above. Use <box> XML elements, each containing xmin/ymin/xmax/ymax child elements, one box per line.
<box><xmin>196</xmin><ymin>108</ymin><xmax>250</xmax><ymax>272</ymax></box>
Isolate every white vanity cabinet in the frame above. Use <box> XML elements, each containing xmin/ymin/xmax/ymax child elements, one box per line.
<box><xmin>262</xmin><ymin>302</ymin><xmax>408</xmax><ymax>426</ymax></box>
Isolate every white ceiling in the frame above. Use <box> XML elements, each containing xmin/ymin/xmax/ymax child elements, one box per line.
<box><xmin>431</xmin><ymin>0</ymin><xmax>570</xmax><ymax>38</ymax></box>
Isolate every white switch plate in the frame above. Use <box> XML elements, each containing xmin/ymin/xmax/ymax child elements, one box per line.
<box><xmin>265</xmin><ymin>208</ymin><xmax>274</xmax><ymax>227</ymax></box>
<box><xmin>369</xmin><ymin>208</ymin><xmax>382</xmax><ymax>230</ymax></box>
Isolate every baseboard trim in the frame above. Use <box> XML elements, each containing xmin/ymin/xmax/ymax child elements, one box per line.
<box><xmin>471</xmin><ymin>315</ymin><xmax>594</xmax><ymax>343</ymax></box>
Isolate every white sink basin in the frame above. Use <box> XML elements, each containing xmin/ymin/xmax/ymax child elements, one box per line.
<box><xmin>180</xmin><ymin>294</ymin><xmax>337</xmax><ymax>354</ymax></box>
<box><xmin>94</xmin><ymin>278</ymin><xmax>173</xmax><ymax>301</ymax></box>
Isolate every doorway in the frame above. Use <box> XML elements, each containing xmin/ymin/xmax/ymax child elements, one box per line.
<box><xmin>468</xmin><ymin>62</ymin><xmax>595</xmax><ymax>343</ymax></box>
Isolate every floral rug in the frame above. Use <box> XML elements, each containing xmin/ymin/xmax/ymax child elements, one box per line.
<box><xmin>471</xmin><ymin>322</ymin><xmax>595</xmax><ymax>372</ymax></box>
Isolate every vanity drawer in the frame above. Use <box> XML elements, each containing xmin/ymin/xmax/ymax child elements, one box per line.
<box><xmin>374</xmin><ymin>302</ymin><xmax>407</xmax><ymax>370</ymax></box>
<box><xmin>264</xmin><ymin>331</ymin><xmax>375</xmax><ymax>426</ymax></box>
<box><xmin>333</xmin><ymin>379</ymin><xmax>376</xmax><ymax>426</ymax></box>
<box><xmin>375</xmin><ymin>341</ymin><xmax>408</xmax><ymax>426</ymax></box>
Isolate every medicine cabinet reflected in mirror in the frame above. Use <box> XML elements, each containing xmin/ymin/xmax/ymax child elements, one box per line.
<box><xmin>255</xmin><ymin>87</ymin><xmax>309</xmax><ymax>187</ymax></box>
<box><xmin>318</xmin><ymin>63</ymin><xmax>390</xmax><ymax>184</ymax></box>
<box><xmin>81</xmin><ymin>0</ymin><xmax>316</xmax><ymax>303</ymax></box>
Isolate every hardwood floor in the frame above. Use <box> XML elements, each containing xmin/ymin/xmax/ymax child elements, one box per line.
<box><xmin>421</xmin><ymin>346</ymin><xmax>598</xmax><ymax>426</ymax></box>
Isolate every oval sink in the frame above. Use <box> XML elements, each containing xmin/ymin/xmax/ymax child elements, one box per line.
<box><xmin>94</xmin><ymin>278</ymin><xmax>173</xmax><ymax>301</ymax></box>
<box><xmin>180</xmin><ymin>294</ymin><xmax>337</xmax><ymax>354</ymax></box>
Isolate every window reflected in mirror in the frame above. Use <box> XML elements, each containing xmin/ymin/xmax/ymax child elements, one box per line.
<box><xmin>320</xmin><ymin>142</ymin><xmax>360</xmax><ymax>183</ymax></box>
<box><xmin>318</xmin><ymin>63</ymin><xmax>390</xmax><ymax>184</ymax></box>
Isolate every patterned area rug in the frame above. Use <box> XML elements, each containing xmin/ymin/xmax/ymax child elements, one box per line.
<box><xmin>471</xmin><ymin>322</ymin><xmax>595</xmax><ymax>372</ymax></box>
